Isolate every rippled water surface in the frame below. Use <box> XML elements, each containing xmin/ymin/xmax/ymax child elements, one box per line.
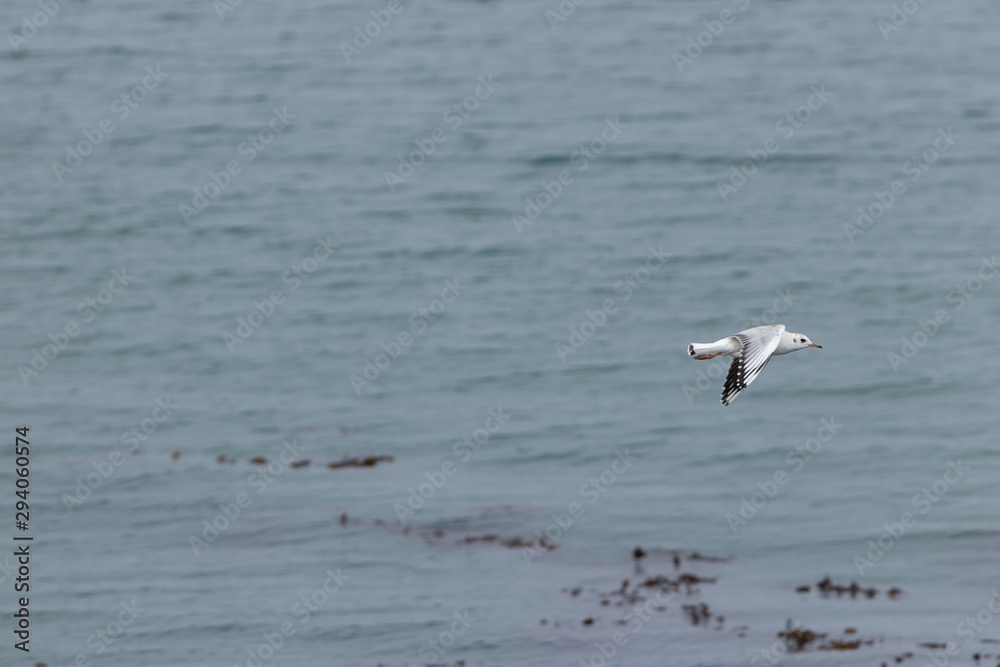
<box><xmin>1</xmin><ymin>1</ymin><xmax>999</xmax><ymax>665</ymax></box>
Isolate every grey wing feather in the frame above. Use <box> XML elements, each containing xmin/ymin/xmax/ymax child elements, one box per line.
<box><xmin>721</xmin><ymin>326</ymin><xmax>784</xmax><ymax>406</ymax></box>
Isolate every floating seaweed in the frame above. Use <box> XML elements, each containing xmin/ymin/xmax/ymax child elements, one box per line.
<box><xmin>327</xmin><ymin>454</ymin><xmax>394</xmax><ymax>469</ymax></box>
<box><xmin>630</xmin><ymin>546</ymin><xmax>732</xmax><ymax>568</ymax></box>
<box><xmin>462</xmin><ymin>533</ymin><xmax>553</xmax><ymax>550</ymax></box>
<box><xmin>805</xmin><ymin>576</ymin><xmax>899</xmax><ymax>599</ymax></box>
<box><xmin>639</xmin><ymin>572</ymin><xmax>716</xmax><ymax>596</ymax></box>
<box><xmin>681</xmin><ymin>602</ymin><xmax>712</xmax><ymax>626</ymax></box>
<box><xmin>687</xmin><ymin>551</ymin><xmax>732</xmax><ymax>563</ymax></box>
<box><xmin>778</xmin><ymin>620</ymin><xmax>825</xmax><ymax>652</ymax></box>
<box><xmin>775</xmin><ymin>620</ymin><xmax>879</xmax><ymax>654</ymax></box>
<box><xmin>819</xmin><ymin>639</ymin><xmax>863</xmax><ymax>650</ymax></box>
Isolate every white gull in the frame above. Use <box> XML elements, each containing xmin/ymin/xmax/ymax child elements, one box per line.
<box><xmin>688</xmin><ymin>324</ymin><xmax>821</xmax><ymax>406</ymax></box>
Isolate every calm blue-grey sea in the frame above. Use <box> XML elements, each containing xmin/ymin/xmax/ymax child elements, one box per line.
<box><xmin>1</xmin><ymin>0</ymin><xmax>999</xmax><ymax>665</ymax></box>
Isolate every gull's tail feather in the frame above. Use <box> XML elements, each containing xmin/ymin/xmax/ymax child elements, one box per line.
<box><xmin>688</xmin><ymin>338</ymin><xmax>734</xmax><ymax>360</ymax></box>
<box><xmin>688</xmin><ymin>343</ymin><xmax>712</xmax><ymax>358</ymax></box>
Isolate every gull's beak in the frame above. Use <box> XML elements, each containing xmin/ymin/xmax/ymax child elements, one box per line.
<box><xmin>809</xmin><ymin>343</ymin><xmax>823</xmax><ymax>349</ymax></box>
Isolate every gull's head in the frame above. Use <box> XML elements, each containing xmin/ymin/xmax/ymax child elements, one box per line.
<box><xmin>790</xmin><ymin>333</ymin><xmax>822</xmax><ymax>350</ymax></box>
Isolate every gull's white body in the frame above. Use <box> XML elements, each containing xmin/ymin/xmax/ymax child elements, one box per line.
<box><xmin>689</xmin><ymin>327</ymin><xmax>805</xmax><ymax>359</ymax></box>
<box><xmin>687</xmin><ymin>324</ymin><xmax>821</xmax><ymax>405</ymax></box>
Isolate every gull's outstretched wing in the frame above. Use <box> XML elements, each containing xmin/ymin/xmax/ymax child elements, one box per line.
<box><xmin>721</xmin><ymin>325</ymin><xmax>785</xmax><ymax>406</ymax></box>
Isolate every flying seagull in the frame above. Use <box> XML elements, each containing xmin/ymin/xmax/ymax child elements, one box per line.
<box><xmin>688</xmin><ymin>324</ymin><xmax>821</xmax><ymax>406</ymax></box>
